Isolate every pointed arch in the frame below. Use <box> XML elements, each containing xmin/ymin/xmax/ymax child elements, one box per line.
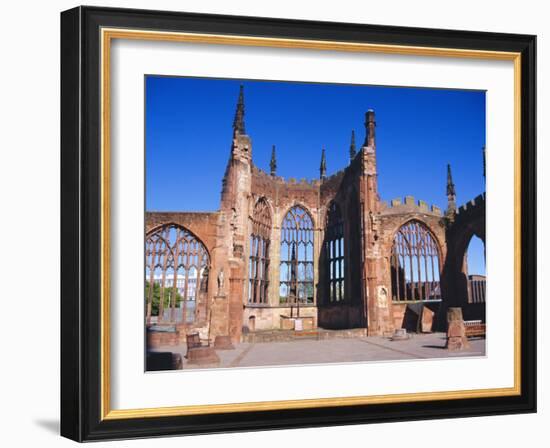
<box><xmin>281</xmin><ymin>203</ymin><xmax>315</xmax><ymax>230</ymax></box>
<box><xmin>464</xmin><ymin>235</ymin><xmax>486</xmax><ymax>303</ymax></box>
<box><xmin>279</xmin><ymin>205</ymin><xmax>314</xmax><ymax>304</ymax></box>
<box><xmin>390</xmin><ymin>220</ymin><xmax>442</xmax><ymax>302</ymax></box>
<box><xmin>248</xmin><ymin>197</ymin><xmax>272</xmax><ymax>304</ymax></box>
<box><xmin>145</xmin><ymin>223</ymin><xmax>210</xmax><ymax>323</ymax></box>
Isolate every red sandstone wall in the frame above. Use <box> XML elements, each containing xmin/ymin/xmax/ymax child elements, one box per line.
<box><xmin>250</xmin><ymin>166</ymin><xmax>321</xmax><ymax>216</ymax></box>
<box><xmin>145</xmin><ymin>211</ymin><xmax>219</xmax><ymax>255</ymax></box>
<box><xmin>145</xmin><ymin>155</ymin><xmax>456</xmax><ymax>339</ymax></box>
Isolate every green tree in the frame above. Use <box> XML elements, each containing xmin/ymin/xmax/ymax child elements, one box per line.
<box><xmin>145</xmin><ymin>280</ymin><xmax>183</xmax><ymax>316</ymax></box>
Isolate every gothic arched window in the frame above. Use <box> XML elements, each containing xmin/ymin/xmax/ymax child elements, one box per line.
<box><xmin>391</xmin><ymin>220</ymin><xmax>441</xmax><ymax>302</ymax></box>
<box><xmin>248</xmin><ymin>198</ymin><xmax>272</xmax><ymax>304</ymax></box>
<box><xmin>145</xmin><ymin>224</ymin><xmax>210</xmax><ymax>323</ymax></box>
<box><xmin>325</xmin><ymin>202</ymin><xmax>345</xmax><ymax>303</ymax></box>
<box><xmin>280</xmin><ymin>205</ymin><xmax>314</xmax><ymax>304</ymax></box>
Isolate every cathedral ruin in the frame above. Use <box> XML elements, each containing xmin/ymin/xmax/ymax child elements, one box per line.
<box><xmin>145</xmin><ymin>86</ymin><xmax>486</xmax><ymax>347</ymax></box>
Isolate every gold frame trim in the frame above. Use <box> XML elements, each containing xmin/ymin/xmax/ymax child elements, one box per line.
<box><xmin>100</xmin><ymin>28</ymin><xmax>522</xmax><ymax>421</ymax></box>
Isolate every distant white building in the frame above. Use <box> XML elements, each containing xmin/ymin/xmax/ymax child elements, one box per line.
<box><xmin>151</xmin><ymin>270</ymin><xmax>202</xmax><ymax>300</ymax></box>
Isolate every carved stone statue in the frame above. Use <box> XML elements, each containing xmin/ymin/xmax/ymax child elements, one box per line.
<box><xmin>217</xmin><ymin>268</ymin><xmax>225</xmax><ymax>295</ymax></box>
<box><xmin>200</xmin><ymin>266</ymin><xmax>209</xmax><ymax>292</ymax></box>
<box><xmin>376</xmin><ymin>286</ymin><xmax>388</xmax><ymax>309</ymax></box>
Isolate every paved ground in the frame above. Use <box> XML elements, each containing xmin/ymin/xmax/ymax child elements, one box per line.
<box><xmin>151</xmin><ymin>332</ymin><xmax>485</xmax><ymax>370</ymax></box>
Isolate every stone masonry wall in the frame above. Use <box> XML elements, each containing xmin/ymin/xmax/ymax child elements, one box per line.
<box><xmin>376</xmin><ymin>197</ymin><xmax>447</xmax><ymax>332</ymax></box>
<box><xmin>144</xmin><ymin>101</ymin><xmax>485</xmax><ymax>341</ymax></box>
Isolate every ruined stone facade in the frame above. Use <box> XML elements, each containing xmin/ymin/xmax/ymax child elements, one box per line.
<box><xmin>145</xmin><ymin>87</ymin><xmax>486</xmax><ymax>344</ymax></box>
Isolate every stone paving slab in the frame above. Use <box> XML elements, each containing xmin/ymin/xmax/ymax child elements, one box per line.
<box><xmin>150</xmin><ymin>332</ymin><xmax>485</xmax><ymax>371</ymax></box>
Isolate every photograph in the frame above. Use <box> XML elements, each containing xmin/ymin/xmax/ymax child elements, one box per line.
<box><xmin>57</xmin><ymin>4</ymin><xmax>537</xmax><ymax>441</ymax></box>
<box><xmin>144</xmin><ymin>77</ymin><xmax>487</xmax><ymax>371</ymax></box>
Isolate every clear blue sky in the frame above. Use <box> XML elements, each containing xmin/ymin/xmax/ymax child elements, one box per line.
<box><xmin>145</xmin><ymin>76</ymin><xmax>486</xmax><ymax>274</ymax></box>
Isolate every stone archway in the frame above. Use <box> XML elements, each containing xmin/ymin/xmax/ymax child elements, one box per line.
<box><xmin>145</xmin><ymin>223</ymin><xmax>211</xmax><ymax>325</ymax></box>
<box><xmin>441</xmin><ymin>194</ymin><xmax>486</xmax><ymax>311</ymax></box>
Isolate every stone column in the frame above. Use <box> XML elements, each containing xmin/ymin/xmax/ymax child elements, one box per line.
<box><xmin>445</xmin><ymin>307</ymin><xmax>470</xmax><ymax>350</ymax></box>
<box><xmin>312</xmin><ymin>218</ymin><xmax>321</xmax><ymax>328</ymax></box>
<box><xmin>269</xmin><ymin>211</ymin><xmax>281</xmax><ymax>309</ymax></box>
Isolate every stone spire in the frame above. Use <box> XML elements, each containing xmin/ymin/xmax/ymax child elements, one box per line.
<box><xmin>364</xmin><ymin>109</ymin><xmax>376</xmax><ymax>147</ymax></box>
<box><xmin>270</xmin><ymin>145</ymin><xmax>277</xmax><ymax>176</ymax></box>
<box><xmin>232</xmin><ymin>84</ymin><xmax>246</xmax><ymax>136</ymax></box>
<box><xmin>446</xmin><ymin>163</ymin><xmax>457</xmax><ymax>216</ymax></box>
<box><xmin>320</xmin><ymin>147</ymin><xmax>327</xmax><ymax>180</ymax></box>
<box><xmin>349</xmin><ymin>130</ymin><xmax>357</xmax><ymax>161</ymax></box>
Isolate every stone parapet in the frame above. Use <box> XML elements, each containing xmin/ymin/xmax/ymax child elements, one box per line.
<box><xmin>456</xmin><ymin>193</ymin><xmax>486</xmax><ymax>215</ymax></box>
<box><xmin>251</xmin><ymin>164</ymin><xmax>320</xmax><ymax>188</ymax></box>
<box><xmin>380</xmin><ymin>196</ymin><xmax>443</xmax><ymax>217</ymax></box>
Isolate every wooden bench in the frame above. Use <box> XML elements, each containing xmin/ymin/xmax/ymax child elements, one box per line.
<box><xmin>464</xmin><ymin>320</ymin><xmax>486</xmax><ymax>338</ymax></box>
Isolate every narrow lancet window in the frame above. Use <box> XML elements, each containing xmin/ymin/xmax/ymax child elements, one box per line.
<box><xmin>248</xmin><ymin>198</ymin><xmax>272</xmax><ymax>304</ymax></box>
<box><xmin>325</xmin><ymin>202</ymin><xmax>345</xmax><ymax>303</ymax></box>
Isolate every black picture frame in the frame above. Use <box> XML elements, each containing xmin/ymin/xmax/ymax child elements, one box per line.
<box><xmin>61</xmin><ymin>5</ymin><xmax>536</xmax><ymax>442</ymax></box>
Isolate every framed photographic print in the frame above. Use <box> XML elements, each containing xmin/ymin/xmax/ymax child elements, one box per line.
<box><xmin>60</xmin><ymin>6</ymin><xmax>536</xmax><ymax>441</ymax></box>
